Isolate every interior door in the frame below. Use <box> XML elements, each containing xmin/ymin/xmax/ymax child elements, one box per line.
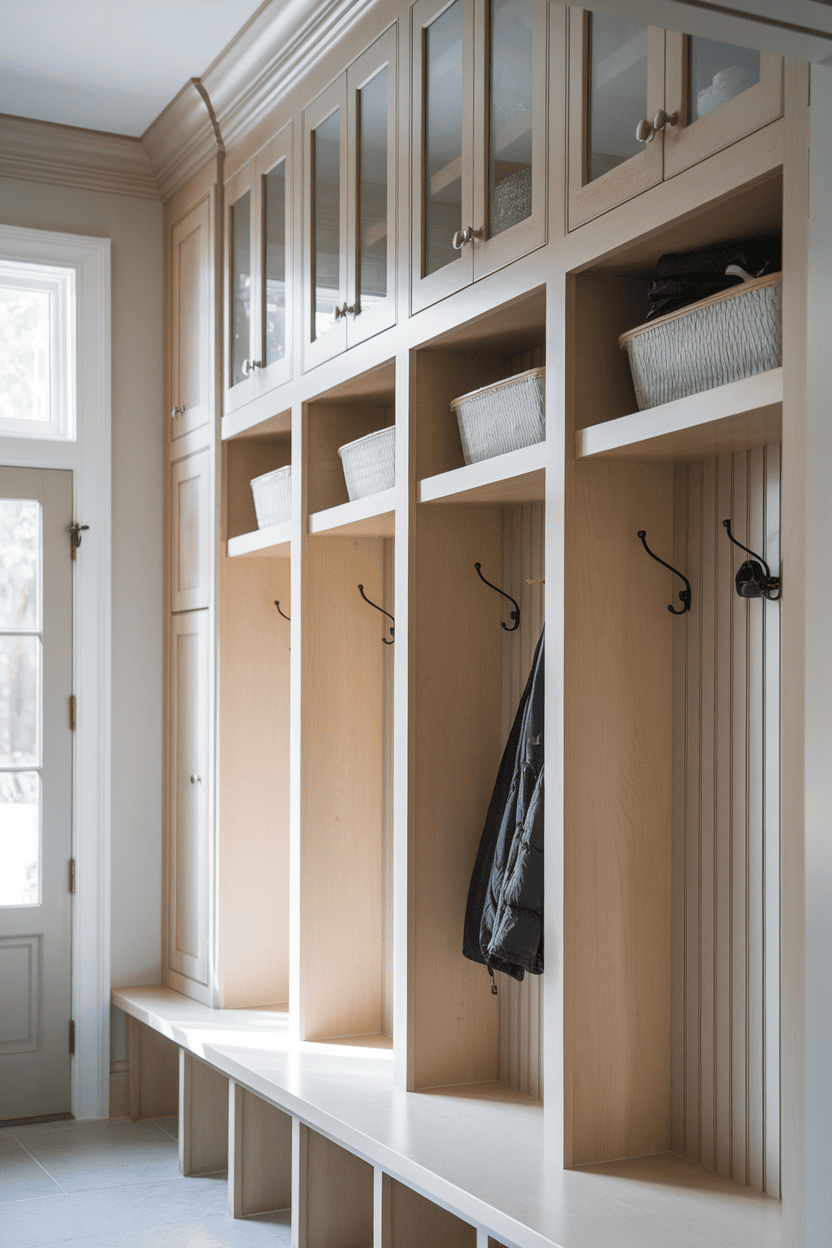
<box><xmin>0</xmin><ymin>466</ymin><xmax>73</xmax><ymax>1121</ymax></box>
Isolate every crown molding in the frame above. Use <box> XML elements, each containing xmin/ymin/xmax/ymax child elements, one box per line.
<box><xmin>141</xmin><ymin>79</ymin><xmax>223</xmax><ymax>203</ymax></box>
<box><xmin>0</xmin><ymin>113</ymin><xmax>159</xmax><ymax>200</ymax></box>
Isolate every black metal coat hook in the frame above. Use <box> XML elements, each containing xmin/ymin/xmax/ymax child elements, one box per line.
<box><xmin>637</xmin><ymin>531</ymin><xmax>692</xmax><ymax>614</ymax></box>
<box><xmin>474</xmin><ymin>562</ymin><xmax>520</xmax><ymax>631</ymax></box>
<box><xmin>358</xmin><ymin>585</ymin><xmax>395</xmax><ymax>644</ymax></box>
<box><xmin>722</xmin><ymin>520</ymin><xmax>781</xmax><ymax>600</ymax></box>
<box><xmin>274</xmin><ymin>601</ymin><xmax>291</xmax><ymax>622</ymax></box>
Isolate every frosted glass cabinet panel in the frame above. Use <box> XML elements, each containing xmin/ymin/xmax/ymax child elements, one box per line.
<box><xmin>224</xmin><ymin>124</ymin><xmax>293</xmax><ymax>418</ymax></box>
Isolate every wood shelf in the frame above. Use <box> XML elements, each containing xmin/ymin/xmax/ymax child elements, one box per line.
<box><xmin>575</xmin><ymin>368</ymin><xmax>783</xmax><ymax>462</ymax></box>
<box><xmin>309</xmin><ymin>488</ymin><xmax>395</xmax><ymax>537</ymax></box>
<box><xmin>419</xmin><ymin>442</ymin><xmax>545</xmax><ymax>505</ymax></box>
<box><xmin>227</xmin><ymin>521</ymin><xmax>292</xmax><ymax>558</ymax></box>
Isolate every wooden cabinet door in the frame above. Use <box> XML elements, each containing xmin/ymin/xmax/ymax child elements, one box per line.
<box><xmin>168</xmin><ymin>610</ymin><xmax>211</xmax><ymax>996</ymax></box>
<box><xmin>472</xmin><ymin>0</ymin><xmax>548</xmax><ymax>281</ymax></box>
<box><xmin>663</xmin><ymin>34</ymin><xmax>783</xmax><ymax>179</ymax></box>
<box><xmin>170</xmin><ymin>449</ymin><xmax>211</xmax><ymax>613</ymax></box>
<box><xmin>170</xmin><ymin>197</ymin><xmax>212</xmax><ymax>441</ymax></box>
<box><xmin>346</xmin><ymin>26</ymin><xmax>398</xmax><ymax>349</ymax></box>
<box><xmin>567</xmin><ymin>9</ymin><xmax>664</xmax><ymax>230</ymax></box>
<box><xmin>411</xmin><ymin>0</ymin><xmax>475</xmax><ymax>314</ymax></box>
<box><xmin>304</xmin><ymin>76</ymin><xmax>349</xmax><ymax>371</ymax></box>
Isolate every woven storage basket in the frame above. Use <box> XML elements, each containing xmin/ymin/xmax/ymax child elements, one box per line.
<box><xmin>338</xmin><ymin>426</ymin><xmax>395</xmax><ymax>501</ymax></box>
<box><xmin>251</xmin><ymin>465</ymin><xmax>291</xmax><ymax>529</ymax></box>
<box><xmin>451</xmin><ymin>367</ymin><xmax>545</xmax><ymax>465</ymax></box>
<box><xmin>619</xmin><ymin>272</ymin><xmax>782</xmax><ymax>410</ymax></box>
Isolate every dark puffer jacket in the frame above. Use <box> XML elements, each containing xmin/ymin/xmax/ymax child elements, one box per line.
<box><xmin>462</xmin><ymin>629</ymin><xmax>544</xmax><ymax>981</ymax></box>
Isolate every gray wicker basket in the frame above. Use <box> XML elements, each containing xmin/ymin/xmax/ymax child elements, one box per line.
<box><xmin>251</xmin><ymin>465</ymin><xmax>292</xmax><ymax>528</ymax></box>
<box><xmin>619</xmin><ymin>272</ymin><xmax>782</xmax><ymax>410</ymax></box>
<box><xmin>451</xmin><ymin>367</ymin><xmax>545</xmax><ymax>465</ymax></box>
<box><xmin>338</xmin><ymin>426</ymin><xmax>395</xmax><ymax>501</ymax></box>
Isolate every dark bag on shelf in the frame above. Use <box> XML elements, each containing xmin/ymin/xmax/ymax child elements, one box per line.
<box><xmin>646</xmin><ymin>238</ymin><xmax>781</xmax><ymax>321</ymax></box>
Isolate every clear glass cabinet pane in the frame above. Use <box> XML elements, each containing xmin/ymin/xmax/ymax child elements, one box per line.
<box><xmin>0</xmin><ymin>771</ymin><xmax>40</xmax><ymax>907</ymax></box>
<box><xmin>0</xmin><ymin>499</ymin><xmax>39</xmax><ymax>631</ymax></box>
<box><xmin>313</xmin><ymin>110</ymin><xmax>342</xmax><ymax>340</ymax></box>
<box><xmin>263</xmin><ymin>162</ymin><xmax>287</xmax><ymax>368</ymax></box>
<box><xmin>690</xmin><ymin>37</ymin><xmax>760</xmax><ymax>122</ymax></box>
<box><xmin>358</xmin><ymin>67</ymin><xmax>389</xmax><ymax>308</ymax></box>
<box><xmin>489</xmin><ymin>0</ymin><xmax>534</xmax><ymax>237</ymax></box>
<box><xmin>230</xmin><ymin>191</ymin><xmax>251</xmax><ymax>386</ymax></box>
<box><xmin>425</xmin><ymin>0</ymin><xmax>464</xmax><ymax>276</ymax></box>
<box><xmin>588</xmin><ymin>12</ymin><xmax>648</xmax><ymax>183</ymax></box>
<box><xmin>0</xmin><ymin>286</ymin><xmax>50</xmax><ymax>424</ymax></box>
<box><xmin>0</xmin><ymin>635</ymin><xmax>39</xmax><ymax>769</ymax></box>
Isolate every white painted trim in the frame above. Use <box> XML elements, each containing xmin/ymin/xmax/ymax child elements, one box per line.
<box><xmin>0</xmin><ymin>223</ymin><xmax>112</xmax><ymax>1120</ymax></box>
<box><xmin>0</xmin><ymin>113</ymin><xmax>159</xmax><ymax>201</ymax></box>
<box><xmin>140</xmin><ymin>80</ymin><xmax>222</xmax><ymax>203</ymax></box>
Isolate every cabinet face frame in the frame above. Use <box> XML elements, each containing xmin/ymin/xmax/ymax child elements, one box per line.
<box><xmin>170</xmin><ymin>448</ymin><xmax>211</xmax><ymax>612</ymax></box>
<box><xmin>471</xmin><ymin>0</ymin><xmax>548</xmax><ymax>281</ymax></box>
<box><xmin>346</xmin><ymin>25</ymin><xmax>399</xmax><ymax>349</ymax></box>
<box><xmin>411</xmin><ymin>0</ymin><xmax>475</xmax><ymax>314</ymax></box>
<box><xmin>303</xmin><ymin>78</ymin><xmax>350</xmax><ymax>371</ymax></box>
<box><xmin>170</xmin><ymin>196</ymin><xmax>212</xmax><ymax>441</ymax></box>
<box><xmin>567</xmin><ymin>9</ymin><xmax>665</xmax><ymax>231</ymax></box>
<box><xmin>168</xmin><ymin>609</ymin><xmax>211</xmax><ymax>995</ymax></box>
<box><xmin>224</xmin><ymin>124</ymin><xmax>294</xmax><ymax>416</ymax></box>
<box><xmin>663</xmin><ymin>35</ymin><xmax>783</xmax><ymax>178</ymax></box>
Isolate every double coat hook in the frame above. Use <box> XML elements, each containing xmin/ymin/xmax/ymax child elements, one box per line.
<box><xmin>637</xmin><ymin>530</ymin><xmax>692</xmax><ymax>614</ymax></box>
<box><xmin>274</xmin><ymin>601</ymin><xmax>290</xmax><ymax>622</ymax></box>
<box><xmin>358</xmin><ymin>584</ymin><xmax>395</xmax><ymax>644</ymax></box>
<box><xmin>723</xmin><ymin>520</ymin><xmax>781</xmax><ymax>600</ymax></box>
<box><xmin>475</xmin><ymin>563</ymin><xmax>520</xmax><ymax>631</ymax></box>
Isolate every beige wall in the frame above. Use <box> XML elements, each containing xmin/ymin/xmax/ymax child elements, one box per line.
<box><xmin>0</xmin><ymin>175</ymin><xmax>165</xmax><ymax>1061</ymax></box>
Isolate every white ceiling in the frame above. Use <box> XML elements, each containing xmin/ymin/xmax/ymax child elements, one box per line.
<box><xmin>0</xmin><ymin>0</ymin><xmax>267</xmax><ymax>138</ymax></box>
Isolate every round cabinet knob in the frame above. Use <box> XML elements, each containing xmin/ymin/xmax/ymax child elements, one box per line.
<box><xmin>170</xmin><ymin>404</ymin><xmax>186</xmax><ymax>418</ymax></box>
<box><xmin>635</xmin><ymin>117</ymin><xmax>656</xmax><ymax>144</ymax></box>
<box><xmin>333</xmin><ymin>305</ymin><xmax>343</xmax><ymax>321</ymax></box>
<box><xmin>653</xmin><ymin>108</ymin><xmax>679</xmax><ymax>133</ymax></box>
<box><xmin>636</xmin><ymin>110</ymin><xmax>679</xmax><ymax>144</ymax></box>
<box><xmin>190</xmin><ymin>774</ymin><xmax>201</xmax><ymax>784</ymax></box>
<box><xmin>452</xmin><ymin>226</ymin><xmax>475</xmax><ymax>250</ymax></box>
<box><xmin>241</xmin><ymin>359</ymin><xmax>263</xmax><ymax>377</ymax></box>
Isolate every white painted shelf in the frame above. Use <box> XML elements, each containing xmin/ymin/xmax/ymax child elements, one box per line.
<box><xmin>575</xmin><ymin>368</ymin><xmax>783</xmax><ymax>462</ymax></box>
<box><xmin>419</xmin><ymin>442</ymin><xmax>546</xmax><ymax>506</ymax></box>
<box><xmin>114</xmin><ymin>986</ymin><xmax>783</xmax><ymax>1248</ymax></box>
<box><xmin>309</xmin><ymin>487</ymin><xmax>395</xmax><ymax>537</ymax></box>
<box><xmin>227</xmin><ymin>520</ymin><xmax>291</xmax><ymax>558</ymax></box>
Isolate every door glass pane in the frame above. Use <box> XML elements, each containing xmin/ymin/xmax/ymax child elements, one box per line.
<box><xmin>358</xmin><ymin>67</ymin><xmax>389</xmax><ymax>308</ymax></box>
<box><xmin>313</xmin><ymin>110</ymin><xmax>341</xmax><ymax>340</ymax></box>
<box><xmin>0</xmin><ymin>499</ymin><xmax>39</xmax><ymax>630</ymax></box>
<box><xmin>489</xmin><ymin>0</ymin><xmax>534</xmax><ymax>237</ymax></box>
<box><xmin>0</xmin><ymin>287</ymin><xmax>50</xmax><ymax>424</ymax></box>
<box><xmin>230</xmin><ymin>191</ymin><xmax>251</xmax><ymax>386</ymax></box>
<box><xmin>690</xmin><ymin>37</ymin><xmax>760</xmax><ymax>121</ymax></box>
<box><xmin>425</xmin><ymin>0</ymin><xmax>463</xmax><ymax>276</ymax></box>
<box><xmin>263</xmin><ymin>162</ymin><xmax>287</xmax><ymax>367</ymax></box>
<box><xmin>0</xmin><ymin>635</ymin><xmax>39</xmax><ymax>768</ymax></box>
<box><xmin>588</xmin><ymin>13</ymin><xmax>648</xmax><ymax>183</ymax></box>
<box><xmin>0</xmin><ymin>771</ymin><xmax>40</xmax><ymax>907</ymax></box>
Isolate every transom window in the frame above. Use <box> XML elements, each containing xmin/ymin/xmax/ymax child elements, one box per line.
<box><xmin>0</xmin><ymin>259</ymin><xmax>76</xmax><ymax>441</ymax></box>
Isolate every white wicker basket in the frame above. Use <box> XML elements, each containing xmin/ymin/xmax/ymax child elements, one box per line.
<box><xmin>251</xmin><ymin>464</ymin><xmax>291</xmax><ymax>529</ymax></box>
<box><xmin>619</xmin><ymin>272</ymin><xmax>782</xmax><ymax>410</ymax></box>
<box><xmin>451</xmin><ymin>367</ymin><xmax>545</xmax><ymax>466</ymax></box>
<box><xmin>338</xmin><ymin>426</ymin><xmax>395</xmax><ymax>501</ymax></box>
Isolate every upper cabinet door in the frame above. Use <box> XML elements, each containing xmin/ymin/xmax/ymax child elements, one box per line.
<box><xmin>411</xmin><ymin>0</ymin><xmax>475</xmax><ymax>315</ymax></box>
<box><xmin>663</xmin><ymin>33</ymin><xmax>783</xmax><ymax>178</ymax></box>
<box><xmin>567</xmin><ymin>10</ymin><xmax>665</xmax><ymax>230</ymax></box>
<box><xmin>304</xmin><ymin>78</ymin><xmax>349</xmax><ymax>370</ymax></box>
<box><xmin>346</xmin><ymin>26</ymin><xmax>398</xmax><ymax>349</ymax></box>
<box><xmin>224</xmin><ymin>124</ymin><xmax>293</xmax><ymax>417</ymax></box>
<box><xmin>170</xmin><ymin>196</ymin><xmax>213</xmax><ymax>441</ymax></box>
<box><xmin>472</xmin><ymin>0</ymin><xmax>548</xmax><ymax>282</ymax></box>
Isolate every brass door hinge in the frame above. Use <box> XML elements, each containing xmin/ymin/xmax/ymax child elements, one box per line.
<box><xmin>69</xmin><ymin>695</ymin><xmax>76</xmax><ymax>731</ymax></box>
<box><xmin>69</xmin><ymin>858</ymin><xmax>76</xmax><ymax>894</ymax></box>
<box><xmin>69</xmin><ymin>1020</ymin><xmax>75</xmax><ymax>1056</ymax></box>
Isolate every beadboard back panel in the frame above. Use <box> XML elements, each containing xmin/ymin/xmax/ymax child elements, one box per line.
<box><xmin>671</xmin><ymin>447</ymin><xmax>781</xmax><ymax>1196</ymax></box>
<box><xmin>498</xmin><ymin>501</ymin><xmax>545</xmax><ymax>1099</ymax></box>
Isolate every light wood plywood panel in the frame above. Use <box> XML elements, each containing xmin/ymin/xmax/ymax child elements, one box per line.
<box><xmin>309</xmin><ymin>489</ymin><xmax>396</xmax><ymax>537</ymax></box>
<box><xmin>179</xmin><ymin>1050</ymin><xmax>229</xmax><ymax>1176</ymax></box>
<box><xmin>307</xmin><ymin>402</ymin><xmax>395</xmax><ymax>515</ymax></box>
<box><xmin>227</xmin><ymin>522</ymin><xmax>292</xmax><ymax>558</ymax></box>
<box><xmin>564</xmin><ymin>458</ymin><xmax>674</xmax><ymax>1165</ymax></box>
<box><xmin>229</xmin><ymin>1082</ymin><xmax>292</xmax><ymax>1217</ymax></box>
<box><xmin>126</xmin><ymin>1017</ymin><xmax>179</xmax><ymax>1121</ymax></box>
<box><xmin>294</xmin><ymin>1122</ymin><xmax>374</xmax><ymax>1248</ymax></box>
<box><xmin>388</xmin><ymin>1178</ymin><xmax>476</xmax><ymax>1248</ymax></box>
<box><xmin>419</xmin><ymin>443</ymin><xmax>545</xmax><ymax>506</ymax></box>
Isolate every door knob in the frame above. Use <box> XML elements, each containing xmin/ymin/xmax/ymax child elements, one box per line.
<box><xmin>190</xmin><ymin>774</ymin><xmax>201</xmax><ymax>784</ymax></box>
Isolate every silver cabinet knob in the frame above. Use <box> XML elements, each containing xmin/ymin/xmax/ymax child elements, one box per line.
<box><xmin>190</xmin><ymin>774</ymin><xmax>201</xmax><ymax>784</ymax></box>
<box><xmin>636</xmin><ymin>110</ymin><xmax>678</xmax><ymax>144</ymax></box>
<box><xmin>334</xmin><ymin>302</ymin><xmax>354</xmax><ymax>321</ymax></box>
<box><xmin>452</xmin><ymin>226</ymin><xmax>475</xmax><ymax>250</ymax></box>
<box><xmin>170</xmin><ymin>404</ymin><xmax>186</xmax><ymax>418</ymax></box>
<box><xmin>241</xmin><ymin>359</ymin><xmax>262</xmax><ymax>376</ymax></box>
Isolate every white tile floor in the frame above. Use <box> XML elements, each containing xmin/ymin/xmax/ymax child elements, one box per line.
<box><xmin>0</xmin><ymin>1117</ymin><xmax>291</xmax><ymax>1247</ymax></box>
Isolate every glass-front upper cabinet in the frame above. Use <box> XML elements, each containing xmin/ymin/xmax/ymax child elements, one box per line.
<box><xmin>304</xmin><ymin>27</ymin><xmax>397</xmax><ymax>371</ymax></box>
<box><xmin>224</xmin><ymin>123</ymin><xmax>293</xmax><ymax>418</ymax></box>
<box><xmin>412</xmin><ymin>0</ymin><xmax>548</xmax><ymax>314</ymax></box>
<box><xmin>567</xmin><ymin>9</ymin><xmax>783</xmax><ymax>229</ymax></box>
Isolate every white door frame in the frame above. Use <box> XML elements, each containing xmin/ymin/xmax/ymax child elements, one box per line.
<box><xmin>0</xmin><ymin>223</ymin><xmax>111</xmax><ymax>1120</ymax></box>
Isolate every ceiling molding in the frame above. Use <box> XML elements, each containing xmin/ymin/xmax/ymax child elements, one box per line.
<box><xmin>141</xmin><ymin>79</ymin><xmax>223</xmax><ymax>203</ymax></box>
<box><xmin>0</xmin><ymin>113</ymin><xmax>159</xmax><ymax>200</ymax></box>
